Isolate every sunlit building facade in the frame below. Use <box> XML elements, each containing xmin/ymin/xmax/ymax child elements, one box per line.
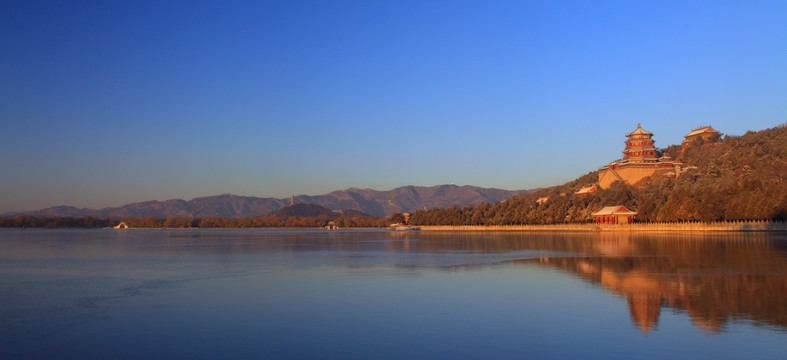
<box><xmin>598</xmin><ymin>124</ymin><xmax>681</xmax><ymax>189</ymax></box>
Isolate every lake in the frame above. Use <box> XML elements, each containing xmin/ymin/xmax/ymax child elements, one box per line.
<box><xmin>1</xmin><ymin>229</ymin><xmax>785</xmax><ymax>359</ymax></box>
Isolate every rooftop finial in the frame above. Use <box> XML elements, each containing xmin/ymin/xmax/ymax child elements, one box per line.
<box><xmin>638</xmin><ymin>123</ymin><xmax>641</xmax><ymax>127</ymax></box>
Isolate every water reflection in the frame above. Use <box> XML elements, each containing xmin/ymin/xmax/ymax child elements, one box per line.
<box><xmin>260</xmin><ymin>230</ymin><xmax>785</xmax><ymax>334</ymax></box>
<box><xmin>515</xmin><ymin>232</ymin><xmax>786</xmax><ymax>333</ymax></box>
<box><xmin>2</xmin><ymin>229</ymin><xmax>785</xmax><ymax>337</ymax></box>
<box><xmin>134</xmin><ymin>232</ymin><xmax>786</xmax><ymax>330</ymax></box>
<box><xmin>393</xmin><ymin>231</ymin><xmax>786</xmax><ymax>333</ymax></box>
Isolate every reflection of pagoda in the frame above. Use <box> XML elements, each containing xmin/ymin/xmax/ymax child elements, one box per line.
<box><xmin>598</xmin><ymin>124</ymin><xmax>681</xmax><ymax>189</ymax></box>
<box><xmin>627</xmin><ymin>294</ymin><xmax>662</xmax><ymax>333</ymax></box>
<box><xmin>523</xmin><ymin>233</ymin><xmax>787</xmax><ymax>334</ymax></box>
<box><xmin>600</xmin><ymin>270</ymin><xmax>666</xmax><ymax>333</ymax></box>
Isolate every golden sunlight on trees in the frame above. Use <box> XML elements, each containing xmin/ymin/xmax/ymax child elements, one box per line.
<box><xmin>410</xmin><ymin>125</ymin><xmax>787</xmax><ymax>225</ymax></box>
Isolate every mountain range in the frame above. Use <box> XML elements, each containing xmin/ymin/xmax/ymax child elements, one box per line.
<box><xmin>13</xmin><ymin>185</ymin><xmax>531</xmax><ymax>218</ymax></box>
<box><xmin>269</xmin><ymin>204</ymin><xmax>372</xmax><ymax>218</ymax></box>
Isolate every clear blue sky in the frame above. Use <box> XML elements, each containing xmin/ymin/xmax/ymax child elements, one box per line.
<box><xmin>1</xmin><ymin>0</ymin><xmax>785</xmax><ymax>212</ymax></box>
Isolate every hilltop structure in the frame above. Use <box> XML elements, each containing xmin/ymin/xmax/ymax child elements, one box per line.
<box><xmin>682</xmin><ymin>126</ymin><xmax>720</xmax><ymax>147</ymax></box>
<box><xmin>598</xmin><ymin>124</ymin><xmax>681</xmax><ymax>189</ymax></box>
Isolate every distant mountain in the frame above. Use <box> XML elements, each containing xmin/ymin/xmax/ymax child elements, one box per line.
<box><xmin>19</xmin><ymin>205</ymin><xmax>93</xmax><ymax>217</ymax></box>
<box><xmin>271</xmin><ymin>204</ymin><xmax>339</xmax><ymax>218</ymax></box>
<box><xmin>18</xmin><ymin>185</ymin><xmax>531</xmax><ymax>218</ymax></box>
<box><xmin>295</xmin><ymin>185</ymin><xmax>529</xmax><ymax>217</ymax></box>
<box><xmin>270</xmin><ymin>204</ymin><xmax>371</xmax><ymax>218</ymax></box>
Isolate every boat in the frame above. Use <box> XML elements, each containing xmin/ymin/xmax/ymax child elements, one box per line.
<box><xmin>389</xmin><ymin>223</ymin><xmax>420</xmax><ymax>231</ymax></box>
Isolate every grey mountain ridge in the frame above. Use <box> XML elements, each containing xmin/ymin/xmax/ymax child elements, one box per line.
<box><xmin>11</xmin><ymin>184</ymin><xmax>533</xmax><ymax>218</ymax></box>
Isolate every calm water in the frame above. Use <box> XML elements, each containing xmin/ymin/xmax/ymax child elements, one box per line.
<box><xmin>1</xmin><ymin>229</ymin><xmax>785</xmax><ymax>359</ymax></box>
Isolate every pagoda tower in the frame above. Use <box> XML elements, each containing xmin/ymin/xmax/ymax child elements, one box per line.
<box><xmin>597</xmin><ymin>123</ymin><xmax>680</xmax><ymax>189</ymax></box>
<box><xmin>622</xmin><ymin>123</ymin><xmax>659</xmax><ymax>162</ymax></box>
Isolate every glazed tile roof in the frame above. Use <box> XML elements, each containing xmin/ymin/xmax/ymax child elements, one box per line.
<box><xmin>627</xmin><ymin>123</ymin><xmax>653</xmax><ymax>136</ymax></box>
<box><xmin>592</xmin><ymin>205</ymin><xmax>638</xmax><ymax>216</ymax></box>
<box><xmin>684</xmin><ymin>126</ymin><xmax>719</xmax><ymax>138</ymax></box>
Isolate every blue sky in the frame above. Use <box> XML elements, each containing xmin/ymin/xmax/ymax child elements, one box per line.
<box><xmin>1</xmin><ymin>0</ymin><xmax>785</xmax><ymax>212</ymax></box>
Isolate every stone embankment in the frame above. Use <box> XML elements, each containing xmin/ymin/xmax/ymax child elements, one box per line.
<box><xmin>419</xmin><ymin>220</ymin><xmax>787</xmax><ymax>232</ymax></box>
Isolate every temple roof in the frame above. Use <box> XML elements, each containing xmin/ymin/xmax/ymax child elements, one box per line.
<box><xmin>592</xmin><ymin>205</ymin><xmax>638</xmax><ymax>216</ymax></box>
<box><xmin>574</xmin><ymin>185</ymin><xmax>597</xmax><ymax>195</ymax></box>
<box><xmin>627</xmin><ymin>123</ymin><xmax>653</xmax><ymax>137</ymax></box>
<box><xmin>684</xmin><ymin>126</ymin><xmax>719</xmax><ymax>138</ymax></box>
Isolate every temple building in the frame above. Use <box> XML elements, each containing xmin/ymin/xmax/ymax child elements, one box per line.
<box><xmin>598</xmin><ymin>124</ymin><xmax>681</xmax><ymax>189</ymax></box>
<box><xmin>574</xmin><ymin>184</ymin><xmax>597</xmax><ymax>195</ymax></box>
<box><xmin>592</xmin><ymin>205</ymin><xmax>638</xmax><ymax>224</ymax></box>
<box><xmin>682</xmin><ymin>126</ymin><xmax>720</xmax><ymax>147</ymax></box>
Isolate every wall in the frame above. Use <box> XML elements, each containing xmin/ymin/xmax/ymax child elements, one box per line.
<box><xmin>598</xmin><ymin>165</ymin><xmax>667</xmax><ymax>189</ymax></box>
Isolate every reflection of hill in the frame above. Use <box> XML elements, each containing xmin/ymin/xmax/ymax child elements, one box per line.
<box><xmin>68</xmin><ymin>230</ymin><xmax>786</xmax><ymax>333</ymax></box>
<box><xmin>364</xmin><ymin>231</ymin><xmax>786</xmax><ymax>333</ymax></box>
<box><xmin>524</xmin><ymin>233</ymin><xmax>787</xmax><ymax>333</ymax></box>
<box><xmin>248</xmin><ymin>230</ymin><xmax>787</xmax><ymax>333</ymax></box>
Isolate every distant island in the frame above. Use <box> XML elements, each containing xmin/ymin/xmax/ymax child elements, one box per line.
<box><xmin>2</xmin><ymin>123</ymin><xmax>785</xmax><ymax>229</ymax></box>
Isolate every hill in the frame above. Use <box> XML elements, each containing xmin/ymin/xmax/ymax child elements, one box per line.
<box><xmin>270</xmin><ymin>204</ymin><xmax>370</xmax><ymax>218</ymax></box>
<box><xmin>16</xmin><ymin>185</ymin><xmax>529</xmax><ymax>218</ymax></box>
<box><xmin>410</xmin><ymin>124</ymin><xmax>787</xmax><ymax>225</ymax></box>
<box><xmin>270</xmin><ymin>204</ymin><xmax>338</xmax><ymax>218</ymax></box>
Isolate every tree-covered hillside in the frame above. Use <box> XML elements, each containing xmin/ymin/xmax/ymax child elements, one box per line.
<box><xmin>410</xmin><ymin>124</ymin><xmax>787</xmax><ymax>225</ymax></box>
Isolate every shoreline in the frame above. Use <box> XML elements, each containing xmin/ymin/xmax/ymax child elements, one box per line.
<box><xmin>418</xmin><ymin>221</ymin><xmax>787</xmax><ymax>232</ymax></box>
<box><xmin>4</xmin><ymin>222</ymin><xmax>786</xmax><ymax>232</ymax></box>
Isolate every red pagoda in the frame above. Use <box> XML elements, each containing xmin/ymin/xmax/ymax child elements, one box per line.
<box><xmin>623</xmin><ymin>124</ymin><xmax>659</xmax><ymax>162</ymax></box>
<box><xmin>598</xmin><ymin>124</ymin><xmax>680</xmax><ymax>189</ymax></box>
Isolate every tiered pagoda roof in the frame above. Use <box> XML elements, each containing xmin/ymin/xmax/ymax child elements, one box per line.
<box><xmin>626</xmin><ymin>123</ymin><xmax>653</xmax><ymax>137</ymax></box>
<box><xmin>598</xmin><ymin>123</ymin><xmax>682</xmax><ymax>189</ymax></box>
<box><xmin>622</xmin><ymin>123</ymin><xmax>659</xmax><ymax>162</ymax></box>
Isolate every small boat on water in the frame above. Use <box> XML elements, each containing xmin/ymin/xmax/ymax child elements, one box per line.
<box><xmin>389</xmin><ymin>223</ymin><xmax>420</xmax><ymax>231</ymax></box>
